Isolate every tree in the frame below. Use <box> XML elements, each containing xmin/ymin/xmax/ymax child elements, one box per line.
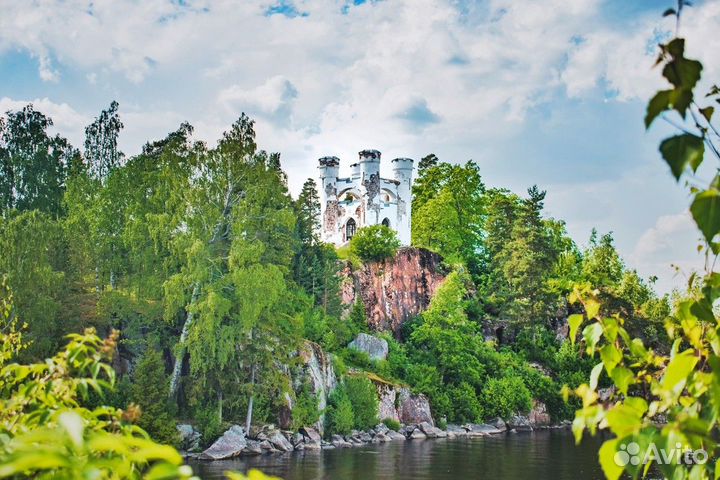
<box><xmin>349</xmin><ymin>225</ymin><xmax>400</xmax><ymax>263</ymax></box>
<box><xmin>412</xmin><ymin>159</ymin><xmax>485</xmax><ymax>274</ymax></box>
<box><xmin>0</xmin><ymin>210</ymin><xmax>68</xmax><ymax>359</ymax></box>
<box><xmin>0</xmin><ymin>105</ymin><xmax>76</xmax><ymax>216</ymax></box>
<box><xmin>570</xmin><ymin>10</ymin><xmax>720</xmax><ymax>479</ymax></box>
<box><xmin>84</xmin><ymin>101</ymin><xmax>124</xmax><ymax>182</ymax></box>
<box><xmin>130</xmin><ymin>348</ymin><xmax>179</xmax><ymax>445</ymax></box>
<box><xmin>344</xmin><ymin>376</ymin><xmax>378</xmax><ymax>430</ymax></box>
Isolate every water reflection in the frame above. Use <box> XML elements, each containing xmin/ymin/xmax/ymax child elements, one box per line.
<box><xmin>189</xmin><ymin>429</ymin><xmax>606</xmax><ymax>480</ymax></box>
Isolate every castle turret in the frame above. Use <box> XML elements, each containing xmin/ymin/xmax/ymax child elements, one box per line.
<box><xmin>391</xmin><ymin>157</ymin><xmax>414</xmax><ymax>245</ymax></box>
<box><xmin>358</xmin><ymin>149</ymin><xmax>382</xmax><ymax>226</ymax></box>
<box><xmin>350</xmin><ymin>162</ymin><xmax>361</xmax><ymax>180</ymax></box>
<box><xmin>318</xmin><ymin>156</ymin><xmax>340</xmax><ymax>243</ymax></box>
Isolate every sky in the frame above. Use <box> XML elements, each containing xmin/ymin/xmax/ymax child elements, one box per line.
<box><xmin>1</xmin><ymin>0</ymin><xmax>719</xmax><ymax>294</ymax></box>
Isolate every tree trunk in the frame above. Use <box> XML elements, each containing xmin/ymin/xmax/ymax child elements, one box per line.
<box><xmin>218</xmin><ymin>388</ymin><xmax>223</xmax><ymax>425</ymax></box>
<box><xmin>245</xmin><ymin>364</ymin><xmax>256</xmax><ymax>433</ymax></box>
<box><xmin>169</xmin><ymin>282</ymin><xmax>201</xmax><ymax>399</ymax></box>
<box><xmin>169</xmin><ymin>184</ymin><xmax>235</xmax><ymax>401</ymax></box>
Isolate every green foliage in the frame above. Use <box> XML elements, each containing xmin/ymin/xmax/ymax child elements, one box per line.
<box><xmin>349</xmin><ymin>225</ymin><xmax>400</xmax><ymax>263</ymax></box>
<box><xmin>0</xmin><ymin>290</ymin><xmax>193</xmax><ymax>478</ymax></box>
<box><xmin>130</xmin><ymin>348</ymin><xmax>179</xmax><ymax>446</ymax></box>
<box><xmin>448</xmin><ymin>382</ymin><xmax>483</xmax><ymax>423</ymax></box>
<box><xmin>291</xmin><ymin>380</ymin><xmax>320</xmax><ymax>431</ymax></box>
<box><xmin>382</xmin><ymin>417</ymin><xmax>401</xmax><ymax>431</ymax></box>
<box><xmin>325</xmin><ymin>385</ymin><xmax>355</xmax><ymax>436</ymax></box>
<box><xmin>344</xmin><ymin>376</ymin><xmax>379</xmax><ymax>430</ymax></box>
<box><xmin>0</xmin><ymin>105</ymin><xmax>77</xmax><ymax>216</ymax></box>
<box><xmin>412</xmin><ymin>159</ymin><xmax>485</xmax><ymax>272</ymax></box>
<box><xmin>480</xmin><ymin>376</ymin><xmax>532</xmax><ymax>420</ymax></box>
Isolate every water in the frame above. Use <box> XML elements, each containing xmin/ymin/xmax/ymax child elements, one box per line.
<box><xmin>189</xmin><ymin>429</ymin><xmax>607</xmax><ymax>480</ymax></box>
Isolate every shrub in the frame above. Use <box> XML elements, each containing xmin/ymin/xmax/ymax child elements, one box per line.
<box><xmin>130</xmin><ymin>348</ymin><xmax>179</xmax><ymax>445</ymax></box>
<box><xmin>382</xmin><ymin>417</ymin><xmax>401</xmax><ymax>431</ymax></box>
<box><xmin>345</xmin><ymin>376</ymin><xmax>379</xmax><ymax>430</ymax></box>
<box><xmin>349</xmin><ymin>225</ymin><xmax>400</xmax><ymax>263</ymax></box>
<box><xmin>326</xmin><ymin>386</ymin><xmax>354</xmax><ymax>435</ymax></box>
<box><xmin>480</xmin><ymin>375</ymin><xmax>532</xmax><ymax>420</ymax></box>
<box><xmin>448</xmin><ymin>382</ymin><xmax>483</xmax><ymax>423</ymax></box>
<box><xmin>291</xmin><ymin>381</ymin><xmax>320</xmax><ymax>430</ymax></box>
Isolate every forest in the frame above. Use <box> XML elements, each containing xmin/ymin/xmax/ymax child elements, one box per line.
<box><xmin>1</xmin><ymin>6</ymin><xmax>719</xmax><ymax>478</ymax></box>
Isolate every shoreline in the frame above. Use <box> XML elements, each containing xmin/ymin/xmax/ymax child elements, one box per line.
<box><xmin>182</xmin><ymin>419</ymin><xmax>573</xmax><ymax>461</ymax></box>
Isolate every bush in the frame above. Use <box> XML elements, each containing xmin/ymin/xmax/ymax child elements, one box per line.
<box><xmin>130</xmin><ymin>348</ymin><xmax>179</xmax><ymax>446</ymax></box>
<box><xmin>345</xmin><ymin>376</ymin><xmax>379</xmax><ymax>430</ymax></box>
<box><xmin>291</xmin><ymin>380</ymin><xmax>320</xmax><ymax>430</ymax></box>
<box><xmin>326</xmin><ymin>386</ymin><xmax>354</xmax><ymax>436</ymax></box>
<box><xmin>448</xmin><ymin>382</ymin><xmax>483</xmax><ymax>423</ymax></box>
<box><xmin>480</xmin><ymin>375</ymin><xmax>532</xmax><ymax>420</ymax></box>
<box><xmin>382</xmin><ymin>417</ymin><xmax>401</xmax><ymax>431</ymax></box>
<box><xmin>349</xmin><ymin>225</ymin><xmax>400</xmax><ymax>263</ymax></box>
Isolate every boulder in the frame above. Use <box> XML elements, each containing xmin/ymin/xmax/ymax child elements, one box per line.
<box><xmin>374</xmin><ymin>432</ymin><xmax>390</xmax><ymax>442</ymax></box>
<box><xmin>321</xmin><ymin>441</ymin><xmax>336</xmax><ymax>449</ymax></box>
<box><xmin>387</xmin><ymin>430</ymin><xmax>406</xmax><ymax>441</ymax></box>
<box><xmin>268</xmin><ymin>431</ymin><xmax>294</xmax><ymax>452</ymax></box>
<box><xmin>487</xmin><ymin>417</ymin><xmax>508</xmax><ymax>432</ymax></box>
<box><xmin>348</xmin><ymin>333</ymin><xmax>388</xmax><ymax>361</ymax></box>
<box><xmin>291</xmin><ymin>432</ymin><xmax>304</xmax><ymax>447</ymax></box>
<box><xmin>242</xmin><ymin>440</ymin><xmax>263</xmax><ymax>456</ymax></box>
<box><xmin>466</xmin><ymin>423</ymin><xmax>502</xmax><ymax>435</ymax></box>
<box><xmin>373</xmin><ymin>423</ymin><xmax>390</xmax><ymax>435</ymax></box>
<box><xmin>446</xmin><ymin>424</ymin><xmax>468</xmax><ymax>436</ymax></box>
<box><xmin>259</xmin><ymin>440</ymin><xmax>276</xmax><ymax>453</ymax></box>
<box><xmin>331</xmin><ymin>434</ymin><xmax>353</xmax><ymax>448</ymax></box>
<box><xmin>507</xmin><ymin>415</ymin><xmax>533</xmax><ymax>432</ymax></box>
<box><xmin>397</xmin><ymin>389</ymin><xmax>434</xmax><ymax>426</ymax></box>
<box><xmin>177</xmin><ymin>424</ymin><xmax>202</xmax><ymax>452</ymax></box>
<box><xmin>299</xmin><ymin>426</ymin><xmax>322</xmax><ymax>444</ymax></box>
<box><xmin>418</xmin><ymin>421</ymin><xmax>444</xmax><ymax>438</ymax></box>
<box><xmin>376</xmin><ymin>383</ymin><xmax>400</xmax><ymax>423</ymax></box>
<box><xmin>200</xmin><ymin>425</ymin><xmax>247</xmax><ymax>460</ymax></box>
<box><xmin>409</xmin><ymin>428</ymin><xmax>427</xmax><ymax>440</ymax></box>
<box><xmin>528</xmin><ymin>400</ymin><xmax>551</xmax><ymax>427</ymax></box>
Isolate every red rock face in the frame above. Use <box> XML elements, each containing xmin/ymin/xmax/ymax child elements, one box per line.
<box><xmin>343</xmin><ymin>247</ymin><xmax>446</xmax><ymax>336</ymax></box>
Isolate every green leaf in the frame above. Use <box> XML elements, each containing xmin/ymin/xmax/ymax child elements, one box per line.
<box><xmin>606</xmin><ymin>403</ymin><xmax>643</xmax><ymax>437</ymax></box>
<box><xmin>661</xmin><ymin>349</ymin><xmax>698</xmax><ymax>396</ymax></box>
<box><xmin>568</xmin><ymin>314</ymin><xmax>583</xmax><ymax>346</ymax></box>
<box><xmin>590</xmin><ymin>362</ymin><xmax>603</xmax><ymax>390</ymax></box>
<box><xmin>583</xmin><ymin>322</ymin><xmax>603</xmax><ymax>353</ymax></box>
<box><xmin>659</xmin><ymin>134</ymin><xmax>704</xmax><ymax>180</ymax></box>
<box><xmin>690</xmin><ymin>189</ymin><xmax>720</xmax><ymax>243</ymax></box>
<box><xmin>645</xmin><ymin>90</ymin><xmax>672</xmax><ymax>128</ymax></box>
<box><xmin>700</xmin><ymin>106</ymin><xmax>714</xmax><ymax>122</ymax></box>
<box><xmin>609</xmin><ymin>366</ymin><xmax>634</xmax><ymax>395</ymax></box>
<box><xmin>600</xmin><ymin>344</ymin><xmax>622</xmax><ymax>373</ymax></box>
<box><xmin>599</xmin><ymin>439</ymin><xmax>625</xmax><ymax>480</ymax></box>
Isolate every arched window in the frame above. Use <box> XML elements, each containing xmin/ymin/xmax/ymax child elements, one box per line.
<box><xmin>346</xmin><ymin>218</ymin><xmax>357</xmax><ymax>241</ymax></box>
<box><xmin>381</xmin><ymin>218</ymin><xmax>390</xmax><ymax>228</ymax></box>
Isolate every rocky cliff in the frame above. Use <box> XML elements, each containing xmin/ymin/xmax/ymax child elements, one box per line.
<box><xmin>342</xmin><ymin>247</ymin><xmax>447</xmax><ymax>335</ymax></box>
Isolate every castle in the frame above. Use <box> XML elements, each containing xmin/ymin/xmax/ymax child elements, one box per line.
<box><xmin>318</xmin><ymin>149</ymin><xmax>413</xmax><ymax>246</ymax></box>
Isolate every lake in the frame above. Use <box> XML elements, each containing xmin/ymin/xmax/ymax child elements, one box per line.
<box><xmin>189</xmin><ymin>429</ymin><xmax>607</xmax><ymax>480</ymax></box>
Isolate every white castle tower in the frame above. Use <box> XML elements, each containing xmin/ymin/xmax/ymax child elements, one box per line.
<box><xmin>318</xmin><ymin>149</ymin><xmax>413</xmax><ymax>246</ymax></box>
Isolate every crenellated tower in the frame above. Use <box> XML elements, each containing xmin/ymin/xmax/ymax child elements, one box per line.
<box><xmin>317</xmin><ymin>149</ymin><xmax>413</xmax><ymax>246</ymax></box>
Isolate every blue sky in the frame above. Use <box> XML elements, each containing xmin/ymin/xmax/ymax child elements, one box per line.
<box><xmin>1</xmin><ymin>0</ymin><xmax>719</xmax><ymax>294</ymax></box>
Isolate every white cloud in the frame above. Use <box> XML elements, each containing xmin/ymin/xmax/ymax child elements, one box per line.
<box><xmin>218</xmin><ymin>76</ymin><xmax>298</xmax><ymax>117</ymax></box>
<box><xmin>0</xmin><ymin>97</ymin><xmax>88</xmax><ymax>145</ymax></box>
<box><xmin>1</xmin><ymin>0</ymin><xmax>717</xmax><ymax>292</ymax></box>
<box><xmin>561</xmin><ymin>1</ymin><xmax>720</xmax><ymax>101</ymax></box>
